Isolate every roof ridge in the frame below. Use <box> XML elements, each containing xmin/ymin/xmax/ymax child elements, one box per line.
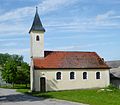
<box><xmin>44</xmin><ymin>50</ymin><xmax>96</xmax><ymax>53</ymax></box>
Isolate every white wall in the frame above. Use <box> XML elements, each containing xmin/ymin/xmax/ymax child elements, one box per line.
<box><xmin>30</xmin><ymin>31</ymin><xmax>44</xmax><ymax>58</ymax></box>
<box><xmin>30</xmin><ymin>59</ymin><xmax>34</xmax><ymax>91</ymax></box>
<box><xmin>34</xmin><ymin>69</ymin><xmax>110</xmax><ymax>91</ymax></box>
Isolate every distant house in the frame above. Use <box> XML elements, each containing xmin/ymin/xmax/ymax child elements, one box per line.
<box><xmin>110</xmin><ymin>67</ymin><xmax>120</xmax><ymax>88</ymax></box>
<box><xmin>29</xmin><ymin>8</ymin><xmax>110</xmax><ymax>92</ymax></box>
<box><xmin>107</xmin><ymin>60</ymin><xmax>120</xmax><ymax>68</ymax></box>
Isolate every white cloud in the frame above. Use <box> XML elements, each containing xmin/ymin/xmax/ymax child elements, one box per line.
<box><xmin>0</xmin><ymin>23</ymin><xmax>28</xmax><ymax>35</ymax></box>
<box><xmin>0</xmin><ymin>0</ymin><xmax>120</xmax><ymax>35</ymax></box>
<box><xmin>0</xmin><ymin>7</ymin><xmax>34</xmax><ymax>22</ymax></box>
<box><xmin>110</xmin><ymin>15</ymin><xmax>120</xmax><ymax>19</ymax></box>
<box><xmin>38</xmin><ymin>0</ymin><xmax>77</xmax><ymax>14</ymax></box>
<box><xmin>45</xmin><ymin>13</ymin><xmax>120</xmax><ymax>33</ymax></box>
<box><xmin>46</xmin><ymin>34</ymin><xmax>116</xmax><ymax>41</ymax></box>
<box><xmin>0</xmin><ymin>37</ymin><xmax>27</xmax><ymax>42</ymax></box>
<box><xmin>97</xmin><ymin>0</ymin><xmax>120</xmax><ymax>4</ymax></box>
<box><xmin>1</xmin><ymin>42</ymin><xmax>17</xmax><ymax>47</ymax></box>
<box><xmin>0</xmin><ymin>48</ymin><xmax>29</xmax><ymax>55</ymax></box>
<box><xmin>0</xmin><ymin>0</ymin><xmax>78</xmax><ymax>36</ymax></box>
<box><xmin>80</xmin><ymin>0</ymin><xmax>120</xmax><ymax>4</ymax></box>
<box><xmin>96</xmin><ymin>11</ymin><xmax>114</xmax><ymax>22</ymax></box>
<box><xmin>0</xmin><ymin>1</ymin><xmax>119</xmax><ymax>36</ymax></box>
<box><xmin>91</xmin><ymin>11</ymin><xmax>120</xmax><ymax>30</ymax></box>
<box><xmin>47</xmin><ymin>42</ymin><xmax>114</xmax><ymax>51</ymax></box>
<box><xmin>0</xmin><ymin>0</ymin><xmax>77</xmax><ymax>22</ymax></box>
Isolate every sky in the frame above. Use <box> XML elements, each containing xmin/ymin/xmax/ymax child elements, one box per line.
<box><xmin>0</xmin><ymin>0</ymin><xmax>120</xmax><ymax>63</ymax></box>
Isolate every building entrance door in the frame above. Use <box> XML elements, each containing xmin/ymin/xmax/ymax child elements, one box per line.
<box><xmin>40</xmin><ymin>77</ymin><xmax>46</xmax><ymax>92</ymax></box>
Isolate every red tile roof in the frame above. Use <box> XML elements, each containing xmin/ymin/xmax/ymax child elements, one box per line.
<box><xmin>33</xmin><ymin>51</ymin><xmax>109</xmax><ymax>69</ymax></box>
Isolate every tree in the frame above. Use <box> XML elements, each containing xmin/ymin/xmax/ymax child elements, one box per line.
<box><xmin>0</xmin><ymin>53</ymin><xmax>11</xmax><ymax>66</ymax></box>
<box><xmin>2</xmin><ymin>60</ymin><xmax>17</xmax><ymax>87</ymax></box>
<box><xmin>16</xmin><ymin>62</ymin><xmax>30</xmax><ymax>87</ymax></box>
<box><xmin>11</xmin><ymin>54</ymin><xmax>23</xmax><ymax>66</ymax></box>
<box><xmin>0</xmin><ymin>53</ymin><xmax>30</xmax><ymax>87</ymax></box>
<box><xmin>21</xmin><ymin>62</ymin><xmax>30</xmax><ymax>86</ymax></box>
<box><xmin>0</xmin><ymin>53</ymin><xmax>23</xmax><ymax>66</ymax></box>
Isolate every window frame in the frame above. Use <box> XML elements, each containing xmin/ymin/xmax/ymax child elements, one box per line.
<box><xmin>36</xmin><ymin>35</ymin><xmax>40</xmax><ymax>41</ymax></box>
<box><xmin>70</xmin><ymin>72</ymin><xmax>75</xmax><ymax>80</ymax></box>
<box><xmin>83</xmin><ymin>72</ymin><xmax>88</xmax><ymax>80</ymax></box>
<box><xmin>96</xmin><ymin>72</ymin><xmax>101</xmax><ymax>79</ymax></box>
<box><xmin>56</xmin><ymin>72</ymin><xmax>62</xmax><ymax>80</ymax></box>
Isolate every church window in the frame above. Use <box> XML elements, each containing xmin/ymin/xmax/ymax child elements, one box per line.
<box><xmin>56</xmin><ymin>72</ymin><xmax>61</xmax><ymax>80</ymax></box>
<box><xmin>70</xmin><ymin>72</ymin><xmax>75</xmax><ymax>79</ymax></box>
<box><xmin>96</xmin><ymin>72</ymin><xmax>100</xmax><ymax>79</ymax></box>
<box><xmin>36</xmin><ymin>35</ymin><xmax>40</xmax><ymax>41</ymax></box>
<box><xmin>83</xmin><ymin>72</ymin><xmax>87</xmax><ymax>79</ymax></box>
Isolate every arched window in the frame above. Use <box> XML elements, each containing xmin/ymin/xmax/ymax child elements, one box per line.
<box><xmin>36</xmin><ymin>35</ymin><xmax>39</xmax><ymax>41</ymax></box>
<box><xmin>83</xmin><ymin>72</ymin><xmax>87</xmax><ymax>79</ymax></box>
<box><xmin>96</xmin><ymin>72</ymin><xmax>100</xmax><ymax>79</ymax></box>
<box><xmin>70</xmin><ymin>72</ymin><xmax>75</xmax><ymax>79</ymax></box>
<box><xmin>56</xmin><ymin>72</ymin><xmax>61</xmax><ymax>80</ymax></box>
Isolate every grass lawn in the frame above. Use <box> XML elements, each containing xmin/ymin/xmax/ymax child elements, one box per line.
<box><xmin>0</xmin><ymin>84</ymin><xmax>30</xmax><ymax>89</ymax></box>
<box><xmin>2</xmin><ymin>84</ymin><xmax>120</xmax><ymax>105</ymax></box>
<box><xmin>17</xmin><ymin>88</ymin><xmax>120</xmax><ymax>105</ymax></box>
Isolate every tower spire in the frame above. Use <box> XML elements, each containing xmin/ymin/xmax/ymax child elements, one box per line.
<box><xmin>29</xmin><ymin>7</ymin><xmax>45</xmax><ymax>33</ymax></box>
<box><xmin>36</xmin><ymin>6</ymin><xmax>38</xmax><ymax>13</ymax></box>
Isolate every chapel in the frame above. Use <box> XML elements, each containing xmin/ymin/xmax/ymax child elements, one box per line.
<box><xmin>29</xmin><ymin>8</ymin><xmax>110</xmax><ymax>92</ymax></box>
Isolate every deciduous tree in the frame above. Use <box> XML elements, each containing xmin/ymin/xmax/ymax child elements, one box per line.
<box><xmin>2</xmin><ymin>60</ymin><xmax>17</xmax><ymax>87</ymax></box>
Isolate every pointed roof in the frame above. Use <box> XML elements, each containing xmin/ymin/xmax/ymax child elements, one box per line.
<box><xmin>29</xmin><ymin>7</ymin><xmax>45</xmax><ymax>33</ymax></box>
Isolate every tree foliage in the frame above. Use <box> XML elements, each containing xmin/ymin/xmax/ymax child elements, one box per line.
<box><xmin>2</xmin><ymin>60</ymin><xmax>17</xmax><ymax>86</ymax></box>
<box><xmin>0</xmin><ymin>53</ymin><xmax>23</xmax><ymax>66</ymax></box>
<box><xmin>0</xmin><ymin>53</ymin><xmax>30</xmax><ymax>87</ymax></box>
<box><xmin>0</xmin><ymin>53</ymin><xmax>11</xmax><ymax>66</ymax></box>
<box><xmin>16</xmin><ymin>62</ymin><xmax>30</xmax><ymax>85</ymax></box>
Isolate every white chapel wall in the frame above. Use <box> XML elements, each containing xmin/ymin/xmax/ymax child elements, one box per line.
<box><xmin>34</xmin><ymin>69</ymin><xmax>110</xmax><ymax>91</ymax></box>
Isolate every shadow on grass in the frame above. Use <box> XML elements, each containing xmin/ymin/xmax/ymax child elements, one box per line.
<box><xmin>28</xmin><ymin>91</ymin><xmax>54</xmax><ymax>99</ymax></box>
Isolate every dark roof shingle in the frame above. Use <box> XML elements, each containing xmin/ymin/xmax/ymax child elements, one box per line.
<box><xmin>33</xmin><ymin>51</ymin><xmax>109</xmax><ymax>69</ymax></box>
<box><xmin>29</xmin><ymin>7</ymin><xmax>45</xmax><ymax>33</ymax></box>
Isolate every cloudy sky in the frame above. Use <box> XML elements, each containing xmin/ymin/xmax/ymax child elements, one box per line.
<box><xmin>0</xmin><ymin>0</ymin><xmax>120</xmax><ymax>62</ymax></box>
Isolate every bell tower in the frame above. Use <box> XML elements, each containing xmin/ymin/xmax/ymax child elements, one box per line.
<box><xmin>29</xmin><ymin>7</ymin><xmax>45</xmax><ymax>58</ymax></box>
<box><xmin>29</xmin><ymin>7</ymin><xmax>45</xmax><ymax>91</ymax></box>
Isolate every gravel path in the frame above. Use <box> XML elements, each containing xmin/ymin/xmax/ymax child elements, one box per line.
<box><xmin>0</xmin><ymin>88</ymin><xmax>87</xmax><ymax>105</ymax></box>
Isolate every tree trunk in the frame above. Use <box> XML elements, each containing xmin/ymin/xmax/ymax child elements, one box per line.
<box><xmin>26</xmin><ymin>84</ymin><xmax>27</xmax><ymax>88</ymax></box>
<box><xmin>12</xmin><ymin>82</ymin><xmax>14</xmax><ymax>88</ymax></box>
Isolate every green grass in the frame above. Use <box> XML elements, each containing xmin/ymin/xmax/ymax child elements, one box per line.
<box><xmin>0</xmin><ymin>84</ymin><xmax>30</xmax><ymax>89</ymax></box>
<box><xmin>2</xmin><ymin>84</ymin><xmax>120</xmax><ymax>105</ymax></box>
<box><xmin>18</xmin><ymin>88</ymin><xmax>120</xmax><ymax>105</ymax></box>
<box><xmin>16</xmin><ymin>88</ymin><xmax>30</xmax><ymax>93</ymax></box>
